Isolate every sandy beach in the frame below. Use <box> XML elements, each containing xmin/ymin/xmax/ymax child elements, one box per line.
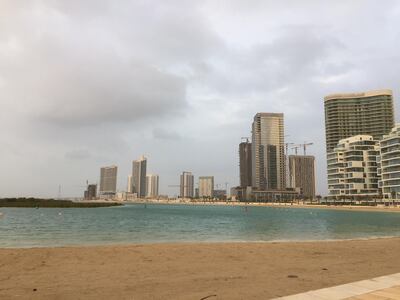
<box><xmin>2</xmin><ymin>238</ymin><xmax>400</xmax><ymax>299</ymax></box>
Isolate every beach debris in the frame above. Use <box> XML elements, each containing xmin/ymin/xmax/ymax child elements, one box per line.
<box><xmin>200</xmin><ymin>295</ymin><xmax>217</xmax><ymax>300</ymax></box>
<box><xmin>287</xmin><ymin>275</ymin><xmax>298</xmax><ymax>278</ymax></box>
<box><xmin>322</xmin><ymin>268</ymin><xmax>328</xmax><ymax>271</ymax></box>
<box><xmin>33</xmin><ymin>289</ymin><xmax>37</xmax><ymax>292</ymax></box>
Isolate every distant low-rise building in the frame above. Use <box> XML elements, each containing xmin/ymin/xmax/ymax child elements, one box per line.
<box><xmin>213</xmin><ymin>189</ymin><xmax>226</xmax><ymax>200</ymax></box>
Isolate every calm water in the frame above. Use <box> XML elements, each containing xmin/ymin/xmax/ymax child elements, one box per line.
<box><xmin>1</xmin><ymin>204</ymin><xmax>400</xmax><ymax>248</ymax></box>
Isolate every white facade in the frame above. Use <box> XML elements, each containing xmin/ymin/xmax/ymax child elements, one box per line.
<box><xmin>199</xmin><ymin>176</ymin><xmax>214</xmax><ymax>198</ymax></box>
<box><xmin>379</xmin><ymin>124</ymin><xmax>400</xmax><ymax>201</ymax></box>
<box><xmin>146</xmin><ymin>174</ymin><xmax>159</xmax><ymax>198</ymax></box>
<box><xmin>327</xmin><ymin>135</ymin><xmax>380</xmax><ymax>200</ymax></box>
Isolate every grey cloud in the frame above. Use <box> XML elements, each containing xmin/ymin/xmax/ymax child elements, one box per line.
<box><xmin>65</xmin><ymin>149</ymin><xmax>91</xmax><ymax>160</ymax></box>
<box><xmin>152</xmin><ymin>128</ymin><xmax>182</xmax><ymax>141</ymax></box>
<box><xmin>1</xmin><ymin>0</ymin><xmax>400</xmax><ymax>198</ymax></box>
<box><xmin>0</xmin><ymin>0</ymin><xmax>225</xmax><ymax>130</ymax></box>
<box><xmin>0</xmin><ymin>37</ymin><xmax>187</xmax><ymax>128</ymax></box>
<box><xmin>189</xmin><ymin>26</ymin><xmax>348</xmax><ymax>97</ymax></box>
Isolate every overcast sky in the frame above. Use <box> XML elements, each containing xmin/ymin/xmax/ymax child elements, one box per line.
<box><xmin>1</xmin><ymin>0</ymin><xmax>400</xmax><ymax>198</ymax></box>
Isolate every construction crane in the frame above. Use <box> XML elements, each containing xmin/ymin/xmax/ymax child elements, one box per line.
<box><xmin>300</xmin><ymin>142</ymin><xmax>314</xmax><ymax>155</ymax></box>
<box><xmin>291</xmin><ymin>145</ymin><xmax>300</xmax><ymax>155</ymax></box>
<box><xmin>285</xmin><ymin>142</ymin><xmax>294</xmax><ymax>156</ymax></box>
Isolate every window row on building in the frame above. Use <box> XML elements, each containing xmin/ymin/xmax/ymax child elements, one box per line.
<box><xmin>328</xmin><ymin>125</ymin><xmax>400</xmax><ymax>202</ymax></box>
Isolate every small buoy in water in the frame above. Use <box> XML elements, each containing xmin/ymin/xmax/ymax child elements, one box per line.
<box><xmin>58</xmin><ymin>212</ymin><xmax>62</xmax><ymax>216</ymax></box>
<box><xmin>0</xmin><ymin>212</ymin><xmax>3</xmax><ymax>217</ymax></box>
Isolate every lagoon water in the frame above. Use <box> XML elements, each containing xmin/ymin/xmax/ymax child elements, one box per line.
<box><xmin>1</xmin><ymin>204</ymin><xmax>400</xmax><ymax>248</ymax></box>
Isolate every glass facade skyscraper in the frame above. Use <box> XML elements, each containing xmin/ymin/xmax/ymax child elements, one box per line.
<box><xmin>251</xmin><ymin>113</ymin><xmax>285</xmax><ymax>190</ymax></box>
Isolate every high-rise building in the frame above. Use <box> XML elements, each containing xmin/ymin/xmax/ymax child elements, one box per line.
<box><xmin>251</xmin><ymin>113</ymin><xmax>285</xmax><ymax>190</ymax></box>
<box><xmin>146</xmin><ymin>174</ymin><xmax>159</xmax><ymax>198</ymax></box>
<box><xmin>327</xmin><ymin>135</ymin><xmax>380</xmax><ymax>200</ymax></box>
<box><xmin>288</xmin><ymin>155</ymin><xmax>316</xmax><ymax>199</ymax></box>
<box><xmin>239</xmin><ymin>140</ymin><xmax>252</xmax><ymax>187</ymax></box>
<box><xmin>99</xmin><ymin>166</ymin><xmax>118</xmax><ymax>195</ymax></box>
<box><xmin>132</xmin><ymin>155</ymin><xmax>147</xmax><ymax>198</ymax></box>
<box><xmin>379</xmin><ymin>125</ymin><xmax>400</xmax><ymax>202</ymax></box>
<box><xmin>198</xmin><ymin>176</ymin><xmax>214</xmax><ymax>198</ymax></box>
<box><xmin>324</xmin><ymin>89</ymin><xmax>394</xmax><ymax>153</ymax></box>
<box><xmin>84</xmin><ymin>184</ymin><xmax>97</xmax><ymax>200</ymax></box>
<box><xmin>127</xmin><ymin>175</ymin><xmax>133</xmax><ymax>193</ymax></box>
<box><xmin>180</xmin><ymin>171</ymin><xmax>194</xmax><ymax>198</ymax></box>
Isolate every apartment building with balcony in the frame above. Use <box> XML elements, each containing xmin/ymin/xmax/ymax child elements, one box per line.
<box><xmin>327</xmin><ymin>135</ymin><xmax>380</xmax><ymax>201</ymax></box>
<box><xmin>378</xmin><ymin>124</ymin><xmax>400</xmax><ymax>202</ymax></box>
<box><xmin>324</xmin><ymin>89</ymin><xmax>394</xmax><ymax>153</ymax></box>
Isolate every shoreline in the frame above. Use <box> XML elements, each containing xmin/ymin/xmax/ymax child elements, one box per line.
<box><xmin>120</xmin><ymin>199</ymin><xmax>400</xmax><ymax>213</ymax></box>
<box><xmin>2</xmin><ymin>237</ymin><xmax>400</xmax><ymax>299</ymax></box>
<box><xmin>2</xmin><ymin>235</ymin><xmax>400</xmax><ymax>250</ymax></box>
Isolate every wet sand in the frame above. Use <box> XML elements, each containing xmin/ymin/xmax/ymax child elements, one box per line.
<box><xmin>2</xmin><ymin>238</ymin><xmax>400</xmax><ymax>299</ymax></box>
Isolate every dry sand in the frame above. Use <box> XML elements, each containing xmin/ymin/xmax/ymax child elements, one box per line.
<box><xmin>2</xmin><ymin>238</ymin><xmax>400</xmax><ymax>299</ymax></box>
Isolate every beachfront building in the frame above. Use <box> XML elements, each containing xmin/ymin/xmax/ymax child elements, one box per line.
<box><xmin>146</xmin><ymin>174</ymin><xmax>159</xmax><ymax>198</ymax></box>
<box><xmin>288</xmin><ymin>155</ymin><xmax>316</xmax><ymax>199</ymax></box>
<box><xmin>180</xmin><ymin>171</ymin><xmax>194</xmax><ymax>198</ymax></box>
<box><xmin>99</xmin><ymin>166</ymin><xmax>118</xmax><ymax>197</ymax></box>
<box><xmin>213</xmin><ymin>189</ymin><xmax>227</xmax><ymax>200</ymax></box>
<box><xmin>239</xmin><ymin>139</ymin><xmax>252</xmax><ymax>188</ymax></box>
<box><xmin>251</xmin><ymin>113</ymin><xmax>285</xmax><ymax>190</ymax></box>
<box><xmin>327</xmin><ymin>135</ymin><xmax>380</xmax><ymax>201</ymax></box>
<box><xmin>132</xmin><ymin>155</ymin><xmax>147</xmax><ymax>198</ymax></box>
<box><xmin>198</xmin><ymin>176</ymin><xmax>214</xmax><ymax>198</ymax></box>
<box><xmin>324</xmin><ymin>89</ymin><xmax>394</xmax><ymax>153</ymax></box>
<box><xmin>379</xmin><ymin>125</ymin><xmax>400</xmax><ymax>202</ymax></box>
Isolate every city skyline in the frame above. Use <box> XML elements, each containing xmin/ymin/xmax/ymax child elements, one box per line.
<box><xmin>1</xmin><ymin>1</ymin><xmax>400</xmax><ymax>198</ymax></box>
